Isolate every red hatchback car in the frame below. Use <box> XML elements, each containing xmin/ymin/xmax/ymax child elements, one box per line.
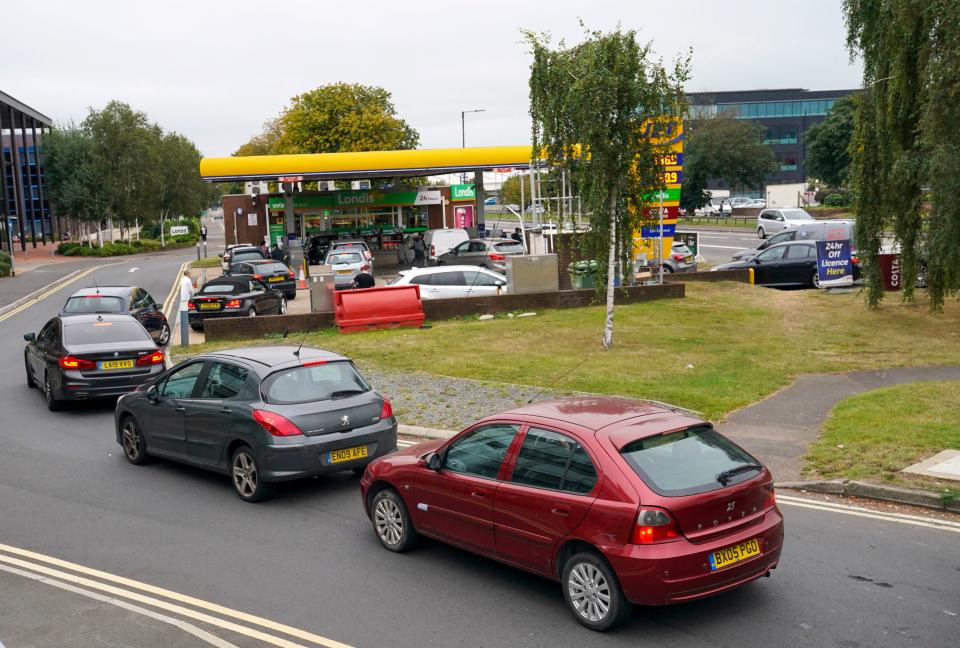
<box><xmin>360</xmin><ymin>397</ymin><xmax>784</xmax><ymax>631</ymax></box>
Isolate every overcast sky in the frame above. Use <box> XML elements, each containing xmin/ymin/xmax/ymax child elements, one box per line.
<box><xmin>3</xmin><ymin>0</ymin><xmax>862</xmax><ymax>158</ymax></box>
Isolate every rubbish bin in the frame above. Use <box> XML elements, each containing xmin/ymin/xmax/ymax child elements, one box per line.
<box><xmin>568</xmin><ymin>260</ymin><xmax>599</xmax><ymax>289</ymax></box>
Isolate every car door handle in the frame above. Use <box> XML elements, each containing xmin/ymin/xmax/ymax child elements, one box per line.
<box><xmin>175</xmin><ymin>406</ymin><xmax>186</xmax><ymax>412</ymax></box>
<box><xmin>551</xmin><ymin>506</ymin><xmax>570</xmax><ymax>516</ymax></box>
<box><xmin>219</xmin><ymin>407</ymin><xmax>232</xmax><ymax>414</ymax></box>
<box><xmin>470</xmin><ymin>490</ymin><xmax>487</xmax><ymax>500</ymax></box>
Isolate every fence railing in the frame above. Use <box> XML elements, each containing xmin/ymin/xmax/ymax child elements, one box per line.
<box><xmin>680</xmin><ymin>216</ymin><xmax>755</xmax><ymax>226</ymax></box>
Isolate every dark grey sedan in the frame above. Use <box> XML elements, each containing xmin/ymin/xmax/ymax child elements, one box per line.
<box><xmin>436</xmin><ymin>238</ymin><xmax>525</xmax><ymax>274</ymax></box>
<box><xmin>114</xmin><ymin>346</ymin><xmax>397</xmax><ymax>502</ymax></box>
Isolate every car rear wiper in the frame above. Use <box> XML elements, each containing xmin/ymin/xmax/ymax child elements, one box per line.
<box><xmin>329</xmin><ymin>389</ymin><xmax>366</xmax><ymax>399</ymax></box>
<box><xmin>716</xmin><ymin>464</ymin><xmax>762</xmax><ymax>486</ymax></box>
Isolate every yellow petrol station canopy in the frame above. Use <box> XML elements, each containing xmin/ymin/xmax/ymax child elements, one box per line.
<box><xmin>199</xmin><ymin>145</ymin><xmax>535</xmax><ymax>183</ymax></box>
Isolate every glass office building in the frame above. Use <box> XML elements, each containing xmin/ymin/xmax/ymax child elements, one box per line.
<box><xmin>687</xmin><ymin>88</ymin><xmax>856</xmax><ymax>187</ymax></box>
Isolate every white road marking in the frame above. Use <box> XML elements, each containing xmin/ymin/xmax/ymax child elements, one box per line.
<box><xmin>776</xmin><ymin>494</ymin><xmax>960</xmax><ymax>534</ymax></box>
<box><xmin>699</xmin><ymin>244</ymin><xmax>747</xmax><ymax>251</ymax></box>
<box><xmin>0</xmin><ymin>563</ymin><xmax>239</xmax><ymax>648</ymax></box>
<box><xmin>128</xmin><ymin>267</ymin><xmax>139</xmax><ymax>273</ymax></box>
<box><xmin>0</xmin><ymin>266</ymin><xmax>101</xmax><ymax>322</ymax></box>
<box><xmin>0</xmin><ymin>544</ymin><xmax>353</xmax><ymax>648</ymax></box>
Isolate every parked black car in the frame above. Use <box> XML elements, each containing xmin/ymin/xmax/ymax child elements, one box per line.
<box><xmin>228</xmin><ymin>259</ymin><xmax>297</xmax><ymax>299</ymax></box>
<box><xmin>306</xmin><ymin>235</ymin><xmax>338</xmax><ymax>265</ymax></box>
<box><xmin>114</xmin><ymin>346</ymin><xmax>398</xmax><ymax>502</ymax></box>
<box><xmin>24</xmin><ymin>314</ymin><xmax>166</xmax><ymax>411</ymax></box>
<box><xmin>188</xmin><ymin>276</ymin><xmax>287</xmax><ymax>331</ymax></box>
<box><xmin>60</xmin><ymin>286</ymin><xmax>171</xmax><ymax>346</ymax></box>
<box><xmin>713</xmin><ymin>240</ymin><xmax>861</xmax><ymax>288</ymax></box>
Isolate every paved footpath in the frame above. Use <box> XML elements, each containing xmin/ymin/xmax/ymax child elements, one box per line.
<box><xmin>717</xmin><ymin>365</ymin><xmax>960</xmax><ymax>482</ymax></box>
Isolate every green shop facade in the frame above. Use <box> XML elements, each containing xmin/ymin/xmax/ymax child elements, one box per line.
<box><xmin>262</xmin><ymin>184</ymin><xmax>477</xmax><ymax>243</ymax></box>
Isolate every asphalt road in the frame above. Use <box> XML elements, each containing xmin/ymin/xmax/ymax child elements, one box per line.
<box><xmin>682</xmin><ymin>227</ymin><xmax>760</xmax><ymax>265</ymax></box>
<box><xmin>0</xmin><ymin>248</ymin><xmax>958</xmax><ymax>648</ymax></box>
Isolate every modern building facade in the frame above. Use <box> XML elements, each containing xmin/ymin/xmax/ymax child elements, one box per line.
<box><xmin>1</xmin><ymin>90</ymin><xmax>53</xmax><ymax>251</ymax></box>
<box><xmin>687</xmin><ymin>88</ymin><xmax>857</xmax><ymax>188</ymax></box>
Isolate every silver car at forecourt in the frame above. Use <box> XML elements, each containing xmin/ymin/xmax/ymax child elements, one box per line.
<box><xmin>114</xmin><ymin>346</ymin><xmax>397</xmax><ymax>502</ymax></box>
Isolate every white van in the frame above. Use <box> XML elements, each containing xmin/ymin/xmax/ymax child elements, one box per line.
<box><xmin>422</xmin><ymin>229</ymin><xmax>470</xmax><ymax>264</ymax></box>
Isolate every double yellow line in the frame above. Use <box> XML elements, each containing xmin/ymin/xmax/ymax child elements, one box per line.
<box><xmin>0</xmin><ymin>542</ymin><xmax>353</xmax><ymax>648</ymax></box>
<box><xmin>0</xmin><ymin>266</ymin><xmax>101</xmax><ymax>323</ymax></box>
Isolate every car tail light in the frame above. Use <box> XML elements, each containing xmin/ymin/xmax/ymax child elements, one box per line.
<box><xmin>59</xmin><ymin>355</ymin><xmax>96</xmax><ymax>370</ymax></box>
<box><xmin>671</xmin><ymin>254</ymin><xmax>684</xmax><ymax>261</ymax></box>
<box><xmin>360</xmin><ymin>264</ymin><xmax>371</xmax><ymax>272</ymax></box>
<box><xmin>380</xmin><ymin>398</ymin><xmax>394</xmax><ymax>420</ymax></box>
<box><xmin>301</xmin><ymin>360</ymin><xmax>327</xmax><ymax>367</ymax></box>
<box><xmin>763</xmin><ymin>483</ymin><xmax>777</xmax><ymax>509</ymax></box>
<box><xmin>252</xmin><ymin>409</ymin><xmax>303</xmax><ymax>437</ymax></box>
<box><xmin>430</xmin><ymin>245</ymin><xmax>436</xmax><ymax>256</ymax></box>
<box><xmin>187</xmin><ymin>300</ymin><xmax>196</xmax><ymax>310</ymax></box>
<box><xmin>225</xmin><ymin>299</ymin><xmax>242</xmax><ymax>309</ymax></box>
<box><xmin>136</xmin><ymin>350</ymin><xmax>165</xmax><ymax>366</ymax></box>
<box><xmin>253</xmin><ymin>274</ymin><xmax>263</xmax><ymax>280</ymax></box>
<box><xmin>630</xmin><ymin>507</ymin><xmax>682</xmax><ymax>544</ymax></box>
<box><xmin>488</xmin><ymin>253</ymin><xmax>506</xmax><ymax>261</ymax></box>
<box><xmin>288</xmin><ymin>271</ymin><xmax>295</xmax><ymax>279</ymax></box>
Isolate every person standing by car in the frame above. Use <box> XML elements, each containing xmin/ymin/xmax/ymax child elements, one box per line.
<box><xmin>353</xmin><ymin>271</ymin><xmax>376</xmax><ymax>289</ymax></box>
<box><xmin>511</xmin><ymin>227</ymin><xmax>523</xmax><ymax>242</ymax></box>
<box><xmin>179</xmin><ymin>268</ymin><xmax>195</xmax><ymax>312</ymax></box>
<box><xmin>271</xmin><ymin>243</ymin><xmax>285</xmax><ymax>263</ymax></box>
<box><xmin>412</xmin><ymin>234</ymin><xmax>426</xmax><ymax>268</ymax></box>
<box><xmin>259</xmin><ymin>239</ymin><xmax>269</xmax><ymax>257</ymax></box>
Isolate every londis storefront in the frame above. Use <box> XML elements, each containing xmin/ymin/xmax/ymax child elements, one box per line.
<box><xmin>262</xmin><ymin>184</ymin><xmax>478</xmax><ymax>249</ymax></box>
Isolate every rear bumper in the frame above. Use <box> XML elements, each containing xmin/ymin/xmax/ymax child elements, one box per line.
<box><xmin>258</xmin><ymin>418</ymin><xmax>398</xmax><ymax>482</ymax></box>
<box><xmin>59</xmin><ymin>367</ymin><xmax>163</xmax><ymax>400</ymax></box>
<box><xmin>605</xmin><ymin>507</ymin><xmax>784</xmax><ymax>606</ymax></box>
<box><xmin>188</xmin><ymin>310</ymin><xmax>246</xmax><ymax>328</ymax></box>
<box><xmin>265</xmin><ymin>279</ymin><xmax>296</xmax><ymax>294</ymax></box>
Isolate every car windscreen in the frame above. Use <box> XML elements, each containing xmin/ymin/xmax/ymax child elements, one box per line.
<box><xmin>200</xmin><ymin>283</ymin><xmax>245</xmax><ymax>295</ymax></box>
<box><xmin>63</xmin><ymin>320</ymin><xmax>150</xmax><ymax>346</ymax></box>
<box><xmin>262</xmin><ymin>362</ymin><xmax>371</xmax><ymax>404</ymax></box>
<box><xmin>232</xmin><ymin>251</ymin><xmax>265</xmax><ymax>262</ymax></box>
<box><xmin>493</xmin><ymin>241</ymin><xmax>524</xmax><ymax>253</ymax></box>
<box><xmin>327</xmin><ymin>252</ymin><xmax>362</xmax><ymax>265</ymax></box>
<box><xmin>619</xmin><ymin>426</ymin><xmax>762</xmax><ymax>496</ymax></box>
<box><xmin>63</xmin><ymin>295</ymin><xmax>126</xmax><ymax>314</ymax></box>
<box><xmin>782</xmin><ymin>209</ymin><xmax>813</xmax><ymax>221</ymax></box>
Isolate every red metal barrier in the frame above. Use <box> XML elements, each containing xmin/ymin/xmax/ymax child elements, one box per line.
<box><xmin>335</xmin><ymin>285</ymin><xmax>425</xmax><ymax>333</ymax></box>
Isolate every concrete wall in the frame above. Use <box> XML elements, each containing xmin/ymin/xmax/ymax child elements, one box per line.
<box><xmin>664</xmin><ymin>269</ymin><xmax>749</xmax><ymax>283</ymax></box>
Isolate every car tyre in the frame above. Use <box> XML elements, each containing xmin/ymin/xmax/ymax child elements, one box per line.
<box><xmin>278</xmin><ymin>297</ymin><xmax>287</xmax><ymax>315</ymax></box>
<box><xmin>662</xmin><ymin>265</ymin><xmax>674</xmax><ymax>274</ymax></box>
<box><xmin>25</xmin><ymin>355</ymin><xmax>36</xmax><ymax>388</ymax></box>
<box><xmin>190</xmin><ymin>324</ymin><xmax>203</xmax><ymax>331</ymax></box>
<box><xmin>230</xmin><ymin>446</ymin><xmax>272</xmax><ymax>502</ymax></box>
<box><xmin>811</xmin><ymin>271</ymin><xmax>822</xmax><ymax>289</ymax></box>
<box><xmin>562</xmin><ymin>552</ymin><xmax>632</xmax><ymax>632</ymax></box>
<box><xmin>157</xmin><ymin>322</ymin><xmax>171</xmax><ymax>346</ymax></box>
<box><xmin>120</xmin><ymin>416</ymin><xmax>151</xmax><ymax>465</ymax></box>
<box><xmin>44</xmin><ymin>373</ymin><xmax>63</xmax><ymax>412</ymax></box>
<box><xmin>286</xmin><ymin>291</ymin><xmax>296</xmax><ymax>300</ymax></box>
<box><xmin>371</xmin><ymin>488</ymin><xmax>418</xmax><ymax>552</ymax></box>
<box><xmin>757</xmin><ymin>227</ymin><xmax>766</xmax><ymax>239</ymax></box>
<box><xmin>248</xmin><ymin>307</ymin><xmax>257</xmax><ymax>318</ymax></box>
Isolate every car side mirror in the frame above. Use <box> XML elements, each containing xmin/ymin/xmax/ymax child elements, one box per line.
<box><xmin>147</xmin><ymin>385</ymin><xmax>159</xmax><ymax>403</ymax></box>
<box><xmin>753</xmin><ymin>257</ymin><xmax>762</xmax><ymax>264</ymax></box>
<box><xmin>426</xmin><ymin>452</ymin><xmax>442</xmax><ymax>471</ymax></box>
<box><xmin>23</xmin><ymin>332</ymin><xmax>36</xmax><ymax>342</ymax></box>
<box><xmin>218</xmin><ymin>253</ymin><xmax>224</xmax><ymax>258</ymax></box>
<box><xmin>496</xmin><ymin>281</ymin><xmax>506</xmax><ymax>287</ymax></box>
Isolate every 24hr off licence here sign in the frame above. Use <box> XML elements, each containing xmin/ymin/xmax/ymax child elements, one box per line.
<box><xmin>816</xmin><ymin>239</ymin><xmax>853</xmax><ymax>287</ymax></box>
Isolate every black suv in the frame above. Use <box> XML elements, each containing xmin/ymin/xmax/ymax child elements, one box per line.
<box><xmin>60</xmin><ymin>286</ymin><xmax>170</xmax><ymax>346</ymax></box>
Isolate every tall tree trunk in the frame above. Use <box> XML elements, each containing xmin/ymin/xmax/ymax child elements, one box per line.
<box><xmin>602</xmin><ymin>191</ymin><xmax>618</xmax><ymax>349</ymax></box>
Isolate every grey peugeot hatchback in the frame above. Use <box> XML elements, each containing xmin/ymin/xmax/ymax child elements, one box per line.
<box><xmin>114</xmin><ymin>345</ymin><xmax>397</xmax><ymax>502</ymax></box>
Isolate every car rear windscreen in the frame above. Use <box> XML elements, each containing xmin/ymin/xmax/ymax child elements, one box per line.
<box><xmin>262</xmin><ymin>362</ymin><xmax>370</xmax><ymax>404</ymax></box>
<box><xmin>493</xmin><ymin>242</ymin><xmax>524</xmax><ymax>253</ymax></box>
<box><xmin>252</xmin><ymin>262</ymin><xmax>288</xmax><ymax>273</ymax></box>
<box><xmin>620</xmin><ymin>426</ymin><xmax>762</xmax><ymax>496</ymax></box>
<box><xmin>63</xmin><ymin>320</ymin><xmax>150</xmax><ymax>346</ymax></box>
<box><xmin>327</xmin><ymin>252</ymin><xmax>362</xmax><ymax>265</ymax></box>
<box><xmin>782</xmin><ymin>209</ymin><xmax>813</xmax><ymax>221</ymax></box>
<box><xmin>201</xmin><ymin>283</ymin><xmax>243</xmax><ymax>294</ymax></box>
<box><xmin>63</xmin><ymin>295</ymin><xmax>125</xmax><ymax>314</ymax></box>
<box><xmin>232</xmin><ymin>251</ymin><xmax>264</xmax><ymax>262</ymax></box>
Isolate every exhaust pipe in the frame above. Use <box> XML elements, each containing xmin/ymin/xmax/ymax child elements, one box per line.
<box><xmin>74</xmin><ymin>393</ymin><xmax>88</xmax><ymax>400</ymax></box>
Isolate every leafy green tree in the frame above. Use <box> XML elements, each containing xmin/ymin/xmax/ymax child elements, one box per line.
<box><xmin>42</xmin><ymin>123</ymin><xmax>103</xmax><ymax>241</ymax></box>
<box><xmin>680</xmin><ymin>112</ymin><xmax>778</xmax><ymax>213</ymax></box>
<box><xmin>527</xmin><ymin>27</ymin><xmax>689</xmax><ymax>348</ymax></box>
<box><xmin>156</xmin><ymin>132</ymin><xmax>207</xmax><ymax>246</ymax></box>
<box><xmin>805</xmin><ymin>95</ymin><xmax>858</xmax><ymax>188</ymax></box>
<box><xmin>234</xmin><ymin>118</ymin><xmax>283</xmax><ymax>156</ymax></box>
<box><xmin>844</xmin><ymin>0</ymin><xmax>960</xmax><ymax>310</ymax></box>
<box><xmin>274</xmin><ymin>83</ymin><xmax>419</xmax><ymax>154</ymax></box>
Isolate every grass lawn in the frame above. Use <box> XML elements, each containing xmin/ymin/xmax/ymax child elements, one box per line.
<box><xmin>803</xmin><ymin>381</ymin><xmax>960</xmax><ymax>496</ymax></box>
<box><xmin>177</xmin><ymin>281</ymin><xmax>960</xmax><ymax>422</ymax></box>
<box><xmin>191</xmin><ymin>256</ymin><xmax>221</xmax><ymax>268</ymax></box>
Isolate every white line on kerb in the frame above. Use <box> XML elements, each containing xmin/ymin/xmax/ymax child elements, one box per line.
<box><xmin>0</xmin><ymin>563</ymin><xmax>239</xmax><ymax>648</ymax></box>
<box><xmin>776</xmin><ymin>495</ymin><xmax>960</xmax><ymax>534</ymax></box>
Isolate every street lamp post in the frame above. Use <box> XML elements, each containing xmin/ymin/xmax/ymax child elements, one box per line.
<box><xmin>461</xmin><ymin>109</ymin><xmax>486</xmax><ymax>148</ymax></box>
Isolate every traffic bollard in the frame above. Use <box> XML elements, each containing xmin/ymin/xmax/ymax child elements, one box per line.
<box><xmin>180</xmin><ymin>311</ymin><xmax>189</xmax><ymax>347</ymax></box>
<box><xmin>196</xmin><ymin>243</ymin><xmax>201</xmax><ymax>261</ymax></box>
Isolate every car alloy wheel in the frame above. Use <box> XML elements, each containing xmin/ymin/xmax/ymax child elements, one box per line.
<box><xmin>231</xmin><ymin>447</ymin><xmax>270</xmax><ymax>502</ymax></box>
<box><xmin>45</xmin><ymin>374</ymin><xmax>62</xmax><ymax>411</ymax></box>
<box><xmin>758</xmin><ymin>227</ymin><xmax>766</xmax><ymax>239</ymax></box>
<box><xmin>371</xmin><ymin>489</ymin><xmax>418</xmax><ymax>552</ymax></box>
<box><xmin>562</xmin><ymin>552</ymin><xmax>631</xmax><ymax>631</ymax></box>
<box><xmin>121</xmin><ymin>418</ymin><xmax>149</xmax><ymax>465</ymax></box>
<box><xmin>662</xmin><ymin>265</ymin><xmax>674</xmax><ymax>273</ymax></box>
<box><xmin>278</xmin><ymin>297</ymin><xmax>287</xmax><ymax>315</ymax></box>
<box><xmin>811</xmin><ymin>271</ymin><xmax>822</xmax><ymax>289</ymax></box>
<box><xmin>157</xmin><ymin>322</ymin><xmax>171</xmax><ymax>346</ymax></box>
<box><xmin>248</xmin><ymin>308</ymin><xmax>257</xmax><ymax>318</ymax></box>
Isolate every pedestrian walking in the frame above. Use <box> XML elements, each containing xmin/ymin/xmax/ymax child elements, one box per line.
<box><xmin>179</xmin><ymin>268</ymin><xmax>195</xmax><ymax>312</ymax></box>
<box><xmin>200</xmin><ymin>224</ymin><xmax>208</xmax><ymax>243</ymax></box>
<box><xmin>412</xmin><ymin>234</ymin><xmax>426</xmax><ymax>267</ymax></box>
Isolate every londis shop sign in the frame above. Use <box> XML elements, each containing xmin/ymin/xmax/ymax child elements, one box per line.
<box><xmin>450</xmin><ymin>184</ymin><xmax>476</xmax><ymax>201</ymax></box>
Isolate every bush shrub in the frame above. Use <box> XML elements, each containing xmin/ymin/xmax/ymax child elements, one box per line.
<box><xmin>0</xmin><ymin>251</ymin><xmax>10</xmax><ymax>277</ymax></box>
<box><xmin>824</xmin><ymin>193</ymin><xmax>851</xmax><ymax>207</ymax></box>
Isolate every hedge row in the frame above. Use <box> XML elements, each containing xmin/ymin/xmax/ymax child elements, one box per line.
<box><xmin>56</xmin><ymin>234</ymin><xmax>200</xmax><ymax>257</ymax></box>
<box><xmin>0</xmin><ymin>251</ymin><xmax>11</xmax><ymax>277</ymax></box>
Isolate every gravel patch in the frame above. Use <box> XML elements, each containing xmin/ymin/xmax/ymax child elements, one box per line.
<box><xmin>356</xmin><ymin>362</ymin><xmax>580</xmax><ymax>430</ymax></box>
